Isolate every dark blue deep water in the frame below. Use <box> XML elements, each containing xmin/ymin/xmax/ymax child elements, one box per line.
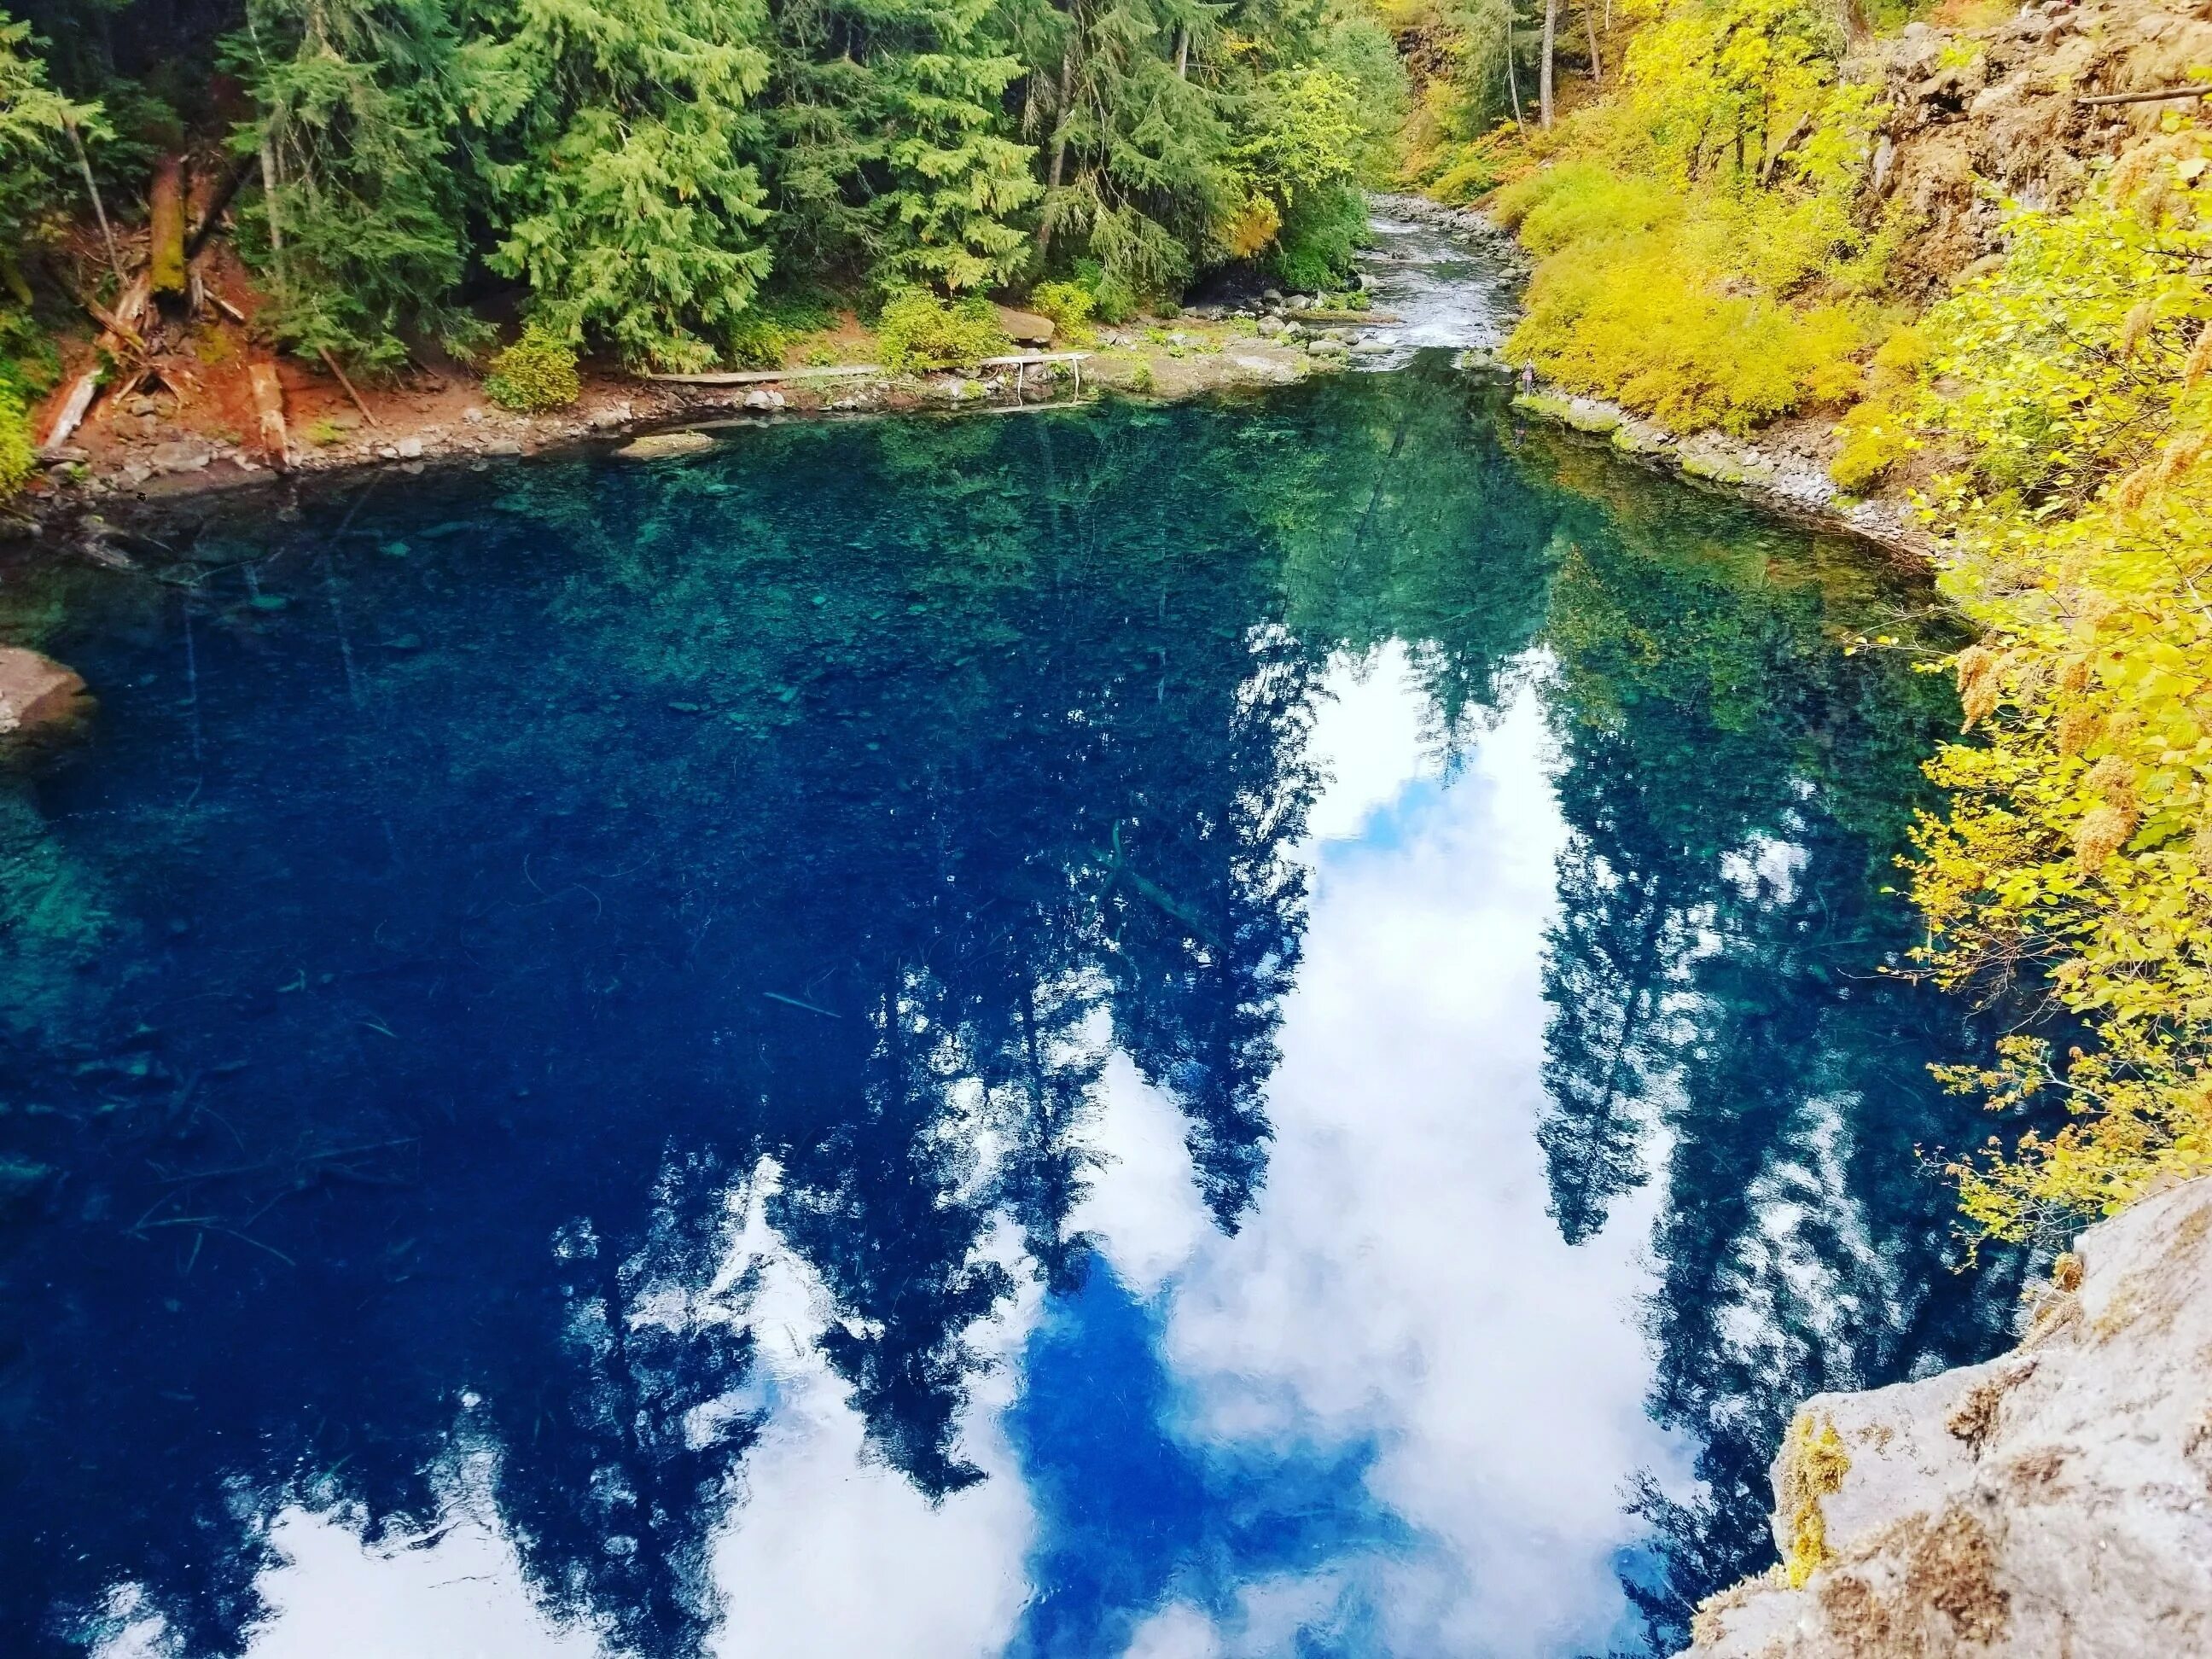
<box><xmin>0</xmin><ymin>363</ymin><xmax>2020</xmax><ymax>1659</ymax></box>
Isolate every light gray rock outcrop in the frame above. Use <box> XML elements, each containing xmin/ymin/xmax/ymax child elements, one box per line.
<box><xmin>1685</xmin><ymin>1176</ymin><xmax>2212</xmax><ymax>1658</ymax></box>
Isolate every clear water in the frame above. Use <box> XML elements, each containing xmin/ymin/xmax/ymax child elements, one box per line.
<box><xmin>0</xmin><ymin>361</ymin><xmax>2021</xmax><ymax>1659</ymax></box>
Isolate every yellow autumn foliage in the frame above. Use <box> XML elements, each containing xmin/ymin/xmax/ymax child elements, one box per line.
<box><xmin>1489</xmin><ymin>0</ymin><xmax>1901</xmax><ymax>434</ymax></box>
<box><xmin>1904</xmin><ymin>143</ymin><xmax>2212</xmax><ymax>1243</ymax></box>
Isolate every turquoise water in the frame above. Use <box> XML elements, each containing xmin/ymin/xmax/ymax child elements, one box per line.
<box><xmin>0</xmin><ymin>362</ymin><xmax>2020</xmax><ymax>1658</ymax></box>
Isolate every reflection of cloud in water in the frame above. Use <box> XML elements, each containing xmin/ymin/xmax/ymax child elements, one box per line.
<box><xmin>242</xmin><ymin>1476</ymin><xmax>612</xmax><ymax>1659</ymax></box>
<box><xmin>707</xmin><ymin>1166</ymin><xmax>1039</xmax><ymax>1659</ymax></box>
<box><xmin>107</xmin><ymin>1449</ymin><xmax>617</xmax><ymax>1659</ymax></box>
<box><xmin>1073</xmin><ymin>665</ymin><xmax>1685</xmax><ymax>1657</ymax></box>
<box><xmin>105</xmin><ymin>655</ymin><xmax>1680</xmax><ymax>1659</ymax></box>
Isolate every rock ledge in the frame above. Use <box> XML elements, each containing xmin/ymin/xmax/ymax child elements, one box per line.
<box><xmin>1685</xmin><ymin>1176</ymin><xmax>2212</xmax><ymax>1658</ymax></box>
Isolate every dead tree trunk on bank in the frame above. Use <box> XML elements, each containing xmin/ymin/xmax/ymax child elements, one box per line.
<box><xmin>1540</xmin><ymin>0</ymin><xmax>1558</xmax><ymax>127</ymax></box>
<box><xmin>148</xmin><ymin>155</ymin><xmax>188</xmax><ymax>302</ymax></box>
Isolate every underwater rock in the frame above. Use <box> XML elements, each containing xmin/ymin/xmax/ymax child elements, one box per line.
<box><xmin>1684</xmin><ymin>1175</ymin><xmax>2212</xmax><ymax>1658</ymax></box>
<box><xmin>0</xmin><ymin>647</ymin><xmax>92</xmax><ymax>747</ymax></box>
<box><xmin>614</xmin><ymin>430</ymin><xmax>714</xmax><ymax>462</ymax></box>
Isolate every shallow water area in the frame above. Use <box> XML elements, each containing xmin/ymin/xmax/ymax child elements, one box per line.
<box><xmin>1342</xmin><ymin>196</ymin><xmax>1519</xmax><ymax>367</ymax></box>
<box><xmin>1</xmin><ymin>361</ymin><xmax>2018</xmax><ymax>1659</ymax></box>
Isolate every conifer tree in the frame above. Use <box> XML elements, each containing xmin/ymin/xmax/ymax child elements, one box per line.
<box><xmin>229</xmin><ymin>0</ymin><xmax>476</xmax><ymax>370</ymax></box>
<box><xmin>459</xmin><ymin>0</ymin><xmax>775</xmax><ymax>370</ymax></box>
<box><xmin>765</xmin><ymin>0</ymin><xmax>1037</xmax><ymax>293</ymax></box>
<box><xmin>1017</xmin><ymin>0</ymin><xmax>1235</xmax><ymax>302</ymax></box>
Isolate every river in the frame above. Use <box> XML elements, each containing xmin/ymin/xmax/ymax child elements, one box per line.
<box><xmin>0</xmin><ymin>213</ymin><xmax>2018</xmax><ymax>1659</ymax></box>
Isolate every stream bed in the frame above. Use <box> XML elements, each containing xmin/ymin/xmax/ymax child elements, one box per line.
<box><xmin>0</xmin><ymin>218</ymin><xmax>2018</xmax><ymax>1659</ymax></box>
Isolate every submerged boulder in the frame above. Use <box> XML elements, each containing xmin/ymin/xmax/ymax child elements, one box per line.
<box><xmin>0</xmin><ymin>647</ymin><xmax>92</xmax><ymax>748</ymax></box>
<box><xmin>1685</xmin><ymin>1176</ymin><xmax>2212</xmax><ymax>1658</ymax></box>
<box><xmin>614</xmin><ymin>429</ymin><xmax>715</xmax><ymax>462</ymax></box>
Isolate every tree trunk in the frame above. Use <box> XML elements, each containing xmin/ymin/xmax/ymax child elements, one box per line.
<box><xmin>1540</xmin><ymin>0</ymin><xmax>1557</xmax><ymax>128</ymax></box>
<box><xmin>1175</xmin><ymin>26</ymin><xmax>1190</xmax><ymax>79</ymax></box>
<box><xmin>148</xmin><ymin>155</ymin><xmax>188</xmax><ymax>300</ymax></box>
<box><xmin>1505</xmin><ymin>9</ymin><xmax>1522</xmax><ymax>125</ymax></box>
<box><xmin>259</xmin><ymin>138</ymin><xmax>288</xmax><ymax>293</ymax></box>
<box><xmin>1037</xmin><ymin>40</ymin><xmax>1079</xmax><ymax>259</ymax></box>
<box><xmin>185</xmin><ymin>154</ymin><xmax>258</xmax><ymax>260</ymax></box>
<box><xmin>1585</xmin><ymin>0</ymin><xmax>1603</xmax><ymax>84</ymax></box>
<box><xmin>64</xmin><ymin>118</ymin><xmax>123</xmax><ymax>286</ymax></box>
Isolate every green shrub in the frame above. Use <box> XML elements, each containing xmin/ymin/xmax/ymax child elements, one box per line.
<box><xmin>0</xmin><ymin>385</ymin><xmax>33</xmax><ymax>496</ymax></box>
<box><xmin>726</xmin><ymin>317</ymin><xmax>789</xmax><ymax>370</ymax></box>
<box><xmin>1029</xmin><ymin>281</ymin><xmax>1096</xmax><ymax>341</ymax></box>
<box><xmin>1069</xmin><ymin>259</ymin><xmax>1138</xmax><ymax>325</ymax></box>
<box><xmin>1271</xmin><ymin>182</ymin><xmax>1366</xmax><ymax>291</ymax></box>
<box><xmin>483</xmin><ymin>323</ymin><xmax>581</xmax><ymax>412</ymax></box>
<box><xmin>725</xmin><ymin>289</ymin><xmax>841</xmax><ymax>370</ymax></box>
<box><xmin>875</xmin><ymin>293</ymin><xmax>1010</xmax><ymax>372</ymax></box>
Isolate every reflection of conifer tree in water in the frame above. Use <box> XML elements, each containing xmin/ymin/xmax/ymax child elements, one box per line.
<box><xmin>1522</xmin><ymin>480</ymin><xmax>2022</xmax><ymax>1651</ymax></box>
<box><xmin>1536</xmin><ymin>721</ymin><xmax>1689</xmax><ymax>1245</ymax></box>
<box><xmin>1271</xmin><ymin>362</ymin><xmax>1563</xmax><ymax>748</ymax></box>
<box><xmin>493</xmin><ymin>1152</ymin><xmax>760</xmax><ymax>1656</ymax></box>
<box><xmin>1097</xmin><ymin>632</ymin><xmax>1324</xmax><ymax>1227</ymax></box>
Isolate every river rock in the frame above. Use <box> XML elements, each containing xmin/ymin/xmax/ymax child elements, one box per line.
<box><xmin>1683</xmin><ymin>1175</ymin><xmax>2212</xmax><ymax>1659</ymax></box>
<box><xmin>614</xmin><ymin>430</ymin><xmax>714</xmax><ymax>461</ymax></box>
<box><xmin>147</xmin><ymin>439</ymin><xmax>212</xmax><ymax>474</ymax></box>
<box><xmin>1231</xmin><ymin>355</ymin><xmax>1299</xmax><ymax>386</ymax></box>
<box><xmin>0</xmin><ymin>648</ymin><xmax>92</xmax><ymax>746</ymax></box>
<box><xmin>994</xmin><ymin>306</ymin><xmax>1057</xmax><ymax>346</ymax></box>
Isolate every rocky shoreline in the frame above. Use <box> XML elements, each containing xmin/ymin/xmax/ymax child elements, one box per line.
<box><xmin>7</xmin><ymin>330</ymin><xmax>1331</xmax><ymax>548</ymax></box>
<box><xmin>4</xmin><ymin>189</ymin><xmax>1935</xmax><ymax>575</ymax></box>
<box><xmin>1370</xmin><ymin>192</ymin><xmax>1936</xmax><ymax>563</ymax></box>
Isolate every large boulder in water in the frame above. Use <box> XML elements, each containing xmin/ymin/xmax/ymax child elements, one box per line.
<box><xmin>1684</xmin><ymin>1175</ymin><xmax>2212</xmax><ymax>1658</ymax></box>
<box><xmin>0</xmin><ymin>648</ymin><xmax>91</xmax><ymax>748</ymax></box>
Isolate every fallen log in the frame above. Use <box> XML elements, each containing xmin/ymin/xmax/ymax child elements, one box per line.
<box><xmin>148</xmin><ymin>157</ymin><xmax>188</xmax><ymax>300</ymax></box>
<box><xmin>318</xmin><ymin>347</ymin><xmax>379</xmax><ymax>427</ymax></box>
<box><xmin>638</xmin><ymin>352</ymin><xmax>1093</xmax><ymax>387</ymax></box>
<box><xmin>248</xmin><ymin>361</ymin><xmax>288</xmax><ymax>470</ymax></box>
<box><xmin>2077</xmin><ymin>84</ymin><xmax>2210</xmax><ymax>108</ymax></box>
<box><xmin>639</xmin><ymin>364</ymin><xmax>885</xmax><ymax>386</ymax></box>
<box><xmin>40</xmin><ymin>271</ymin><xmax>151</xmax><ymax>455</ymax></box>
